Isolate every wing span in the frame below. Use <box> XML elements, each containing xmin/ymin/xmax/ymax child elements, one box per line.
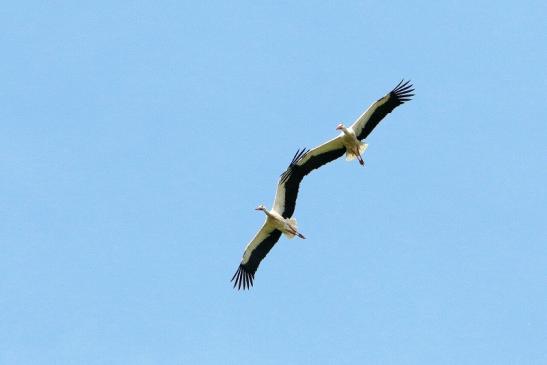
<box><xmin>351</xmin><ymin>80</ymin><xmax>414</xmax><ymax>141</ymax></box>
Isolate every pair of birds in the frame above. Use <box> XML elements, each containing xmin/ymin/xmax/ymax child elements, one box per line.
<box><xmin>232</xmin><ymin>80</ymin><xmax>415</xmax><ymax>290</ymax></box>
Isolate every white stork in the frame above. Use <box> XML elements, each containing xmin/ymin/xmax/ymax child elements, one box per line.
<box><xmin>231</xmin><ymin>149</ymin><xmax>308</xmax><ymax>290</ymax></box>
<box><xmin>296</xmin><ymin>80</ymin><xmax>414</xmax><ymax>170</ymax></box>
<box><xmin>231</xmin><ymin>80</ymin><xmax>414</xmax><ymax>290</ymax></box>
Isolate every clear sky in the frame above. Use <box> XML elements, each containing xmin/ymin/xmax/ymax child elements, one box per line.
<box><xmin>1</xmin><ymin>1</ymin><xmax>545</xmax><ymax>364</ymax></box>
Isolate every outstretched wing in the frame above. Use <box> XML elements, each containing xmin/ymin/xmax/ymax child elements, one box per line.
<box><xmin>272</xmin><ymin>141</ymin><xmax>345</xmax><ymax>219</ymax></box>
<box><xmin>351</xmin><ymin>80</ymin><xmax>414</xmax><ymax>141</ymax></box>
<box><xmin>233</xmin><ymin>145</ymin><xmax>344</xmax><ymax>290</ymax></box>
<box><xmin>231</xmin><ymin>222</ymin><xmax>283</xmax><ymax>290</ymax></box>
<box><xmin>232</xmin><ymin>149</ymin><xmax>317</xmax><ymax>290</ymax></box>
<box><xmin>294</xmin><ymin>137</ymin><xmax>346</xmax><ymax>176</ymax></box>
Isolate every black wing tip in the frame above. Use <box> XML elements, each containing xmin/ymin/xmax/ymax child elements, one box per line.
<box><xmin>290</xmin><ymin>147</ymin><xmax>309</xmax><ymax>165</ymax></box>
<box><xmin>230</xmin><ymin>264</ymin><xmax>255</xmax><ymax>290</ymax></box>
<box><xmin>280</xmin><ymin>147</ymin><xmax>309</xmax><ymax>183</ymax></box>
<box><xmin>391</xmin><ymin>79</ymin><xmax>415</xmax><ymax>104</ymax></box>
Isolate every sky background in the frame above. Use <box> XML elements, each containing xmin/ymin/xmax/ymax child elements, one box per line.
<box><xmin>1</xmin><ymin>1</ymin><xmax>546</xmax><ymax>364</ymax></box>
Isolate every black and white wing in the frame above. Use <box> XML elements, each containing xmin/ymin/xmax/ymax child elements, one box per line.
<box><xmin>231</xmin><ymin>222</ymin><xmax>282</xmax><ymax>290</ymax></box>
<box><xmin>232</xmin><ymin>150</ymin><xmax>314</xmax><ymax>290</ymax></box>
<box><xmin>294</xmin><ymin>137</ymin><xmax>346</xmax><ymax>176</ymax></box>
<box><xmin>351</xmin><ymin>80</ymin><xmax>414</xmax><ymax>141</ymax></box>
<box><xmin>271</xmin><ymin>148</ymin><xmax>309</xmax><ymax>218</ymax></box>
<box><xmin>272</xmin><ymin>141</ymin><xmax>344</xmax><ymax>219</ymax></box>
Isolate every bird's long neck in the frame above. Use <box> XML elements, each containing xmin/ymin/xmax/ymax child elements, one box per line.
<box><xmin>262</xmin><ymin>208</ymin><xmax>273</xmax><ymax>218</ymax></box>
<box><xmin>340</xmin><ymin>125</ymin><xmax>352</xmax><ymax>137</ymax></box>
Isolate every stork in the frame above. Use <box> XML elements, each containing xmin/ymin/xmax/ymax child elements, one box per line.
<box><xmin>231</xmin><ymin>149</ymin><xmax>308</xmax><ymax>290</ymax></box>
<box><xmin>297</xmin><ymin>80</ymin><xmax>414</xmax><ymax>171</ymax></box>
<box><xmin>231</xmin><ymin>80</ymin><xmax>414</xmax><ymax>290</ymax></box>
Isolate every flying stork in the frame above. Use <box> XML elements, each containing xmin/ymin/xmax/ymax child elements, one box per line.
<box><xmin>231</xmin><ymin>80</ymin><xmax>414</xmax><ymax>290</ymax></box>
<box><xmin>231</xmin><ymin>149</ymin><xmax>308</xmax><ymax>290</ymax></box>
<box><xmin>297</xmin><ymin>79</ymin><xmax>414</xmax><ymax>170</ymax></box>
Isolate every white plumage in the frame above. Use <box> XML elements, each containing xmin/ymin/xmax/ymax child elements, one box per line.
<box><xmin>231</xmin><ymin>80</ymin><xmax>414</xmax><ymax>290</ymax></box>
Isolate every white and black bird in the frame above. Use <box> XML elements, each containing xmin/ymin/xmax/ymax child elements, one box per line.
<box><xmin>231</xmin><ymin>149</ymin><xmax>308</xmax><ymax>290</ymax></box>
<box><xmin>295</xmin><ymin>80</ymin><xmax>414</xmax><ymax>171</ymax></box>
<box><xmin>231</xmin><ymin>80</ymin><xmax>414</xmax><ymax>290</ymax></box>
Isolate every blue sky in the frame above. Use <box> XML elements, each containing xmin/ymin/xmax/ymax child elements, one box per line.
<box><xmin>1</xmin><ymin>1</ymin><xmax>546</xmax><ymax>364</ymax></box>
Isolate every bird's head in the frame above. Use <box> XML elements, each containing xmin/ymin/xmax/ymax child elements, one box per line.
<box><xmin>336</xmin><ymin>123</ymin><xmax>345</xmax><ymax>131</ymax></box>
<box><xmin>255</xmin><ymin>204</ymin><xmax>266</xmax><ymax>212</ymax></box>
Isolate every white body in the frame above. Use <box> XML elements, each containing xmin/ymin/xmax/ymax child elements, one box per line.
<box><xmin>338</xmin><ymin>126</ymin><xmax>368</xmax><ymax>162</ymax></box>
<box><xmin>266</xmin><ymin>210</ymin><xmax>299</xmax><ymax>239</ymax></box>
<box><xmin>241</xmin><ymin>208</ymin><xmax>302</xmax><ymax>263</ymax></box>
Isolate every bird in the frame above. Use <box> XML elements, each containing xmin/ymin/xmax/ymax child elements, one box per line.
<box><xmin>296</xmin><ymin>79</ymin><xmax>414</xmax><ymax>171</ymax></box>
<box><xmin>231</xmin><ymin>149</ymin><xmax>309</xmax><ymax>290</ymax></box>
<box><xmin>231</xmin><ymin>80</ymin><xmax>414</xmax><ymax>290</ymax></box>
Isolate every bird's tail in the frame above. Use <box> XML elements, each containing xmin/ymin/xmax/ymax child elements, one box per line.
<box><xmin>283</xmin><ymin>231</ymin><xmax>296</xmax><ymax>239</ymax></box>
<box><xmin>283</xmin><ymin>218</ymin><xmax>298</xmax><ymax>239</ymax></box>
<box><xmin>345</xmin><ymin>142</ymin><xmax>368</xmax><ymax>161</ymax></box>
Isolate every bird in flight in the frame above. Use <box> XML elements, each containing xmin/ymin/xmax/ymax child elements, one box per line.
<box><xmin>294</xmin><ymin>80</ymin><xmax>414</xmax><ymax>171</ymax></box>
<box><xmin>231</xmin><ymin>80</ymin><xmax>414</xmax><ymax>290</ymax></box>
<box><xmin>231</xmin><ymin>149</ymin><xmax>309</xmax><ymax>290</ymax></box>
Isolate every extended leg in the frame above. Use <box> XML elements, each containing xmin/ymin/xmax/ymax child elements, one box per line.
<box><xmin>355</xmin><ymin>148</ymin><xmax>365</xmax><ymax>166</ymax></box>
<box><xmin>289</xmin><ymin>227</ymin><xmax>306</xmax><ymax>239</ymax></box>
